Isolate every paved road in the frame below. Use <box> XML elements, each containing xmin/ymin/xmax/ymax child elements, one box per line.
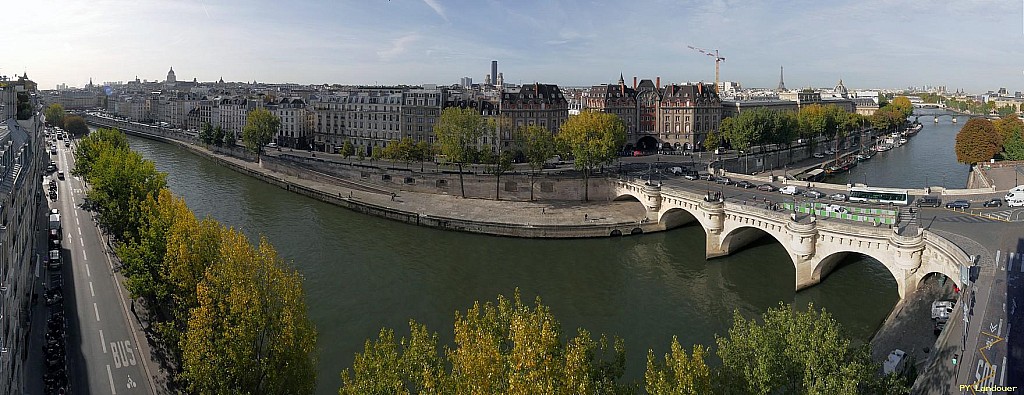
<box><xmin>49</xmin><ymin>137</ymin><xmax>155</xmax><ymax>395</ymax></box>
<box><xmin>910</xmin><ymin>207</ymin><xmax>1021</xmax><ymax>393</ymax></box>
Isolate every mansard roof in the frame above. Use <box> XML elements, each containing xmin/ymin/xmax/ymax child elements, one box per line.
<box><xmin>501</xmin><ymin>83</ymin><xmax>566</xmax><ymax>106</ymax></box>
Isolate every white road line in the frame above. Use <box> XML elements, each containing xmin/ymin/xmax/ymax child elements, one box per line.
<box><xmin>100</xmin><ymin>329</ymin><xmax>106</xmax><ymax>353</ymax></box>
<box><xmin>77</xmin><ymin>227</ymin><xmax>82</xmax><ymax>236</ymax></box>
<box><xmin>82</xmin><ymin>249</ymin><xmax>87</xmax><ymax>261</ymax></box>
<box><xmin>86</xmin><ymin>264</ymin><xmax>91</xmax><ymax>277</ymax></box>
<box><xmin>1001</xmin><ymin>356</ymin><xmax>1007</xmax><ymax>385</ymax></box>
<box><xmin>75</xmin><ymin>216</ymin><xmax>79</xmax><ymax>225</ymax></box>
<box><xmin>79</xmin><ymin>237</ymin><xmax>84</xmax><ymax>247</ymax></box>
<box><xmin>90</xmin><ymin>282</ymin><xmax>95</xmax><ymax>297</ymax></box>
<box><xmin>996</xmin><ymin>250</ymin><xmax>1001</xmax><ymax>267</ymax></box>
<box><xmin>106</xmin><ymin>364</ymin><xmax>117</xmax><ymax>394</ymax></box>
<box><xmin>94</xmin><ymin>302</ymin><xmax>101</xmax><ymax>322</ymax></box>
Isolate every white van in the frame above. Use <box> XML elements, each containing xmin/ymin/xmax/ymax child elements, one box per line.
<box><xmin>1009</xmin><ymin>185</ymin><xmax>1024</xmax><ymax>193</ymax></box>
<box><xmin>1008</xmin><ymin>197</ymin><xmax>1024</xmax><ymax>207</ymax></box>
<box><xmin>779</xmin><ymin>186</ymin><xmax>801</xmax><ymax>195</ymax></box>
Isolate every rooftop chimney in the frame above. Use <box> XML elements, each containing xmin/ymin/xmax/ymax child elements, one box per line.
<box><xmin>633</xmin><ymin>76</ymin><xmax>637</xmax><ymax>89</ymax></box>
<box><xmin>656</xmin><ymin>77</ymin><xmax>660</xmax><ymax>88</ymax></box>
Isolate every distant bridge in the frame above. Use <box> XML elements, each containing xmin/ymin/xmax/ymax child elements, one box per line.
<box><xmin>613</xmin><ymin>179</ymin><xmax>968</xmax><ymax>299</ymax></box>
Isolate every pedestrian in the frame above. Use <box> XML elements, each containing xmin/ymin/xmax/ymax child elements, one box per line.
<box><xmin>131</xmin><ymin>299</ymin><xmax>136</xmax><ymax>314</ymax></box>
<box><xmin>542</xmin><ymin>207</ymin><xmax>545</xmax><ymax>214</ymax></box>
<box><xmin>391</xmin><ymin>192</ymin><xmax>396</xmax><ymax>201</ymax></box>
<box><xmin>585</xmin><ymin>213</ymin><xmax>589</xmax><ymax>221</ymax></box>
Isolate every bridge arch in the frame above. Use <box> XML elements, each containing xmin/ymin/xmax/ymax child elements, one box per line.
<box><xmin>716</xmin><ymin>224</ymin><xmax>795</xmax><ymax>262</ymax></box>
<box><xmin>659</xmin><ymin>207</ymin><xmax>699</xmax><ymax>230</ymax></box>
<box><xmin>811</xmin><ymin>250</ymin><xmax>900</xmax><ymax>296</ymax></box>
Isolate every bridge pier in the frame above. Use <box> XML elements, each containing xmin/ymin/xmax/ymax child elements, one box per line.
<box><xmin>889</xmin><ymin>229</ymin><xmax>925</xmax><ymax>299</ymax></box>
<box><xmin>787</xmin><ymin>218</ymin><xmax>820</xmax><ymax>291</ymax></box>
<box><xmin>701</xmin><ymin>199</ymin><xmax>727</xmax><ymax>259</ymax></box>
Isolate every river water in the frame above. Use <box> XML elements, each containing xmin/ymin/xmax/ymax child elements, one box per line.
<box><xmin>123</xmin><ymin>131</ymin><xmax>919</xmax><ymax>393</ymax></box>
<box><xmin>830</xmin><ymin>109</ymin><xmax>970</xmax><ymax>188</ymax></box>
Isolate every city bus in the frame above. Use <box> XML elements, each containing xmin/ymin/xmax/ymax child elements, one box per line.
<box><xmin>847</xmin><ymin>186</ymin><xmax>911</xmax><ymax>205</ymax></box>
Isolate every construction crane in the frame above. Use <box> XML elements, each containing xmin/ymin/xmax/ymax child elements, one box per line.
<box><xmin>686</xmin><ymin>45</ymin><xmax>725</xmax><ymax>93</ymax></box>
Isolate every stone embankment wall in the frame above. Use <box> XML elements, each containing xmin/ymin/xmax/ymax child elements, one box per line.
<box><xmin>262</xmin><ymin>154</ymin><xmax>614</xmax><ymax>202</ymax></box>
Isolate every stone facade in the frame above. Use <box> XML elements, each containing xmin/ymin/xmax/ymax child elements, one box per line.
<box><xmin>0</xmin><ymin>117</ymin><xmax>44</xmax><ymax>395</ymax></box>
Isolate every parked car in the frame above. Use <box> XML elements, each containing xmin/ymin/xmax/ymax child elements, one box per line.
<box><xmin>931</xmin><ymin>300</ymin><xmax>954</xmax><ymax>320</ymax></box>
<box><xmin>715</xmin><ymin>177</ymin><xmax>733</xmax><ymax>185</ymax></box>
<box><xmin>916</xmin><ymin>196</ymin><xmax>941</xmax><ymax>208</ymax></box>
<box><xmin>57</xmin><ymin>171</ymin><xmax>65</xmax><ymax>180</ymax></box>
<box><xmin>983</xmin><ymin>198</ymin><xmax>1002</xmax><ymax>208</ymax></box>
<box><xmin>828</xmin><ymin>193</ymin><xmax>847</xmax><ymax>201</ymax></box>
<box><xmin>779</xmin><ymin>186</ymin><xmax>801</xmax><ymax>195</ymax></box>
<box><xmin>812</xmin><ymin>153</ymin><xmax>825</xmax><ymax>159</ymax></box>
<box><xmin>64</xmin><ymin>141</ymin><xmax>70</xmax><ymax>147</ymax></box>
<box><xmin>824</xmin><ymin>149</ymin><xmax>836</xmax><ymax>155</ymax></box>
<box><xmin>757</xmin><ymin>184</ymin><xmax>778</xmax><ymax>192</ymax></box>
<box><xmin>802</xmin><ymin>190</ymin><xmax>824</xmax><ymax>199</ymax></box>
<box><xmin>945</xmin><ymin>200</ymin><xmax>971</xmax><ymax>209</ymax></box>
<box><xmin>1009</xmin><ymin>199</ymin><xmax>1024</xmax><ymax>207</ymax></box>
<box><xmin>699</xmin><ymin>173</ymin><xmax>715</xmax><ymax>181</ymax></box>
<box><xmin>735</xmin><ymin>180</ymin><xmax>755</xmax><ymax>189</ymax></box>
<box><xmin>683</xmin><ymin>171</ymin><xmax>699</xmax><ymax>180</ymax></box>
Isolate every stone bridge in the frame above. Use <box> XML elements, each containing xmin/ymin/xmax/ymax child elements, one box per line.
<box><xmin>614</xmin><ymin>179</ymin><xmax>969</xmax><ymax>299</ymax></box>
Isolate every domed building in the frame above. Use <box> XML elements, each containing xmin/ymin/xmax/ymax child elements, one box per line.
<box><xmin>166</xmin><ymin>67</ymin><xmax>176</xmax><ymax>84</ymax></box>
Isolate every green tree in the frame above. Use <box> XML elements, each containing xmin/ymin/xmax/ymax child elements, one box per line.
<box><xmin>242</xmin><ymin>108</ymin><xmax>280</xmax><ymax>156</ymax></box>
<box><xmin>340</xmin><ymin>292</ymin><xmax>629</xmax><ymax>394</ymax></box>
<box><xmin>215</xmin><ymin>126</ymin><xmax>227</xmax><ymax>147</ymax></box>
<box><xmin>44</xmin><ymin>103</ymin><xmax>65</xmax><ymax>127</ymax></box>
<box><xmin>1002</xmin><ymin>131</ymin><xmax>1024</xmax><ymax>161</ymax></box>
<box><xmin>434</xmin><ymin>107</ymin><xmax>490</xmax><ymax>197</ymax></box>
<box><xmin>484</xmin><ymin>149</ymin><xmax>514</xmax><ymax>200</ymax></box>
<box><xmin>557</xmin><ymin>110</ymin><xmax>626</xmax><ymax>201</ymax></box>
<box><xmin>704</xmin><ymin>127</ymin><xmax>723</xmax><ymax>151</ymax></box>
<box><xmin>414</xmin><ymin>140</ymin><xmax>433</xmax><ymax>172</ymax></box>
<box><xmin>85</xmin><ymin>147</ymin><xmax>167</xmax><ymax>241</ymax></box>
<box><xmin>521</xmin><ymin>125</ymin><xmax>557</xmax><ymax>200</ymax></box>
<box><xmin>221</xmin><ymin>128</ymin><xmax>234</xmax><ymax>147</ymax></box>
<box><xmin>341</xmin><ymin>141</ymin><xmax>355</xmax><ymax>158</ymax></box>
<box><xmin>955</xmin><ymin>118</ymin><xmax>1002</xmax><ymax>164</ymax></box>
<box><xmin>356</xmin><ymin>146</ymin><xmax>366</xmax><ymax>161</ymax></box>
<box><xmin>644</xmin><ymin>337</ymin><xmax>712</xmax><ymax>395</ymax></box>
<box><xmin>890</xmin><ymin>96</ymin><xmax>913</xmax><ymax>118</ymax></box>
<box><xmin>993</xmin><ymin>114</ymin><xmax>1024</xmax><ymax>145</ymax></box>
<box><xmin>371</xmin><ymin>145</ymin><xmax>383</xmax><ymax>161</ymax></box>
<box><xmin>200</xmin><ymin>122</ymin><xmax>216</xmax><ymax>145</ymax></box>
<box><xmin>182</xmin><ymin>230</ymin><xmax>318</xmax><ymax>395</ymax></box>
<box><xmin>73</xmin><ymin>127</ymin><xmax>129</xmax><ymax>178</ymax></box>
<box><xmin>715</xmin><ymin>303</ymin><xmax>907</xmax><ymax>395</ymax></box>
<box><xmin>63</xmin><ymin>115</ymin><xmax>89</xmax><ymax>137</ymax></box>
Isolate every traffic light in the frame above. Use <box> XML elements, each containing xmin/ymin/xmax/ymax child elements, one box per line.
<box><xmin>952</xmin><ymin>354</ymin><xmax>958</xmax><ymax>366</ymax></box>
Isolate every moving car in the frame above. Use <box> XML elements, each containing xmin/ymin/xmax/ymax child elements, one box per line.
<box><xmin>683</xmin><ymin>172</ymin><xmax>699</xmax><ymax>180</ymax></box>
<box><xmin>715</xmin><ymin>177</ymin><xmax>733</xmax><ymax>185</ymax></box>
<box><xmin>945</xmin><ymin>200</ymin><xmax>971</xmax><ymax>209</ymax></box>
<box><xmin>779</xmin><ymin>186</ymin><xmax>801</xmax><ymax>195</ymax></box>
<box><xmin>735</xmin><ymin>180</ymin><xmax>755</xmax><ymax>189</ymax></box>
<box><xmin>828</xmin><ymin>193</ymin><xmax>847</xmax><ymax>201</ymax></box>
<box><xmin>57</xmin><ymin>171</ymin><xmax>65</xmax><ymax>180</ymax></box>
<box><xmin>1008</xmin><ymin>198</ymin><xmax>1024</xmax><ymax>207</ymax></box>
<box><xmin>802</xmin><ymin>190</ymin><xmax>824</xmax><ymax>199</ymax></box>
<box><xmin>982</xmin><ymin>198</ymin><xmax>1002</xmax><ymax>208</ymax></box>
<box><xmin>916</xmin><ymin>196</ymin><xmax>941</xmax><ymax>207</ymax></box>
<box><xmin>812</xmin><ymin>153</ymin><xmax>825</xmax><ymax>158</ymax></box>
<box><xmin>699</xmin><ymin>173</ymin><xmax>715</xmax><ymax>181</ymax></box>
<box><xmin>757</xmin><ymin>184</ymin><xmax>777</xmax><ymax>192</ymax></box>
<box><xmin>668</xmin><ymin>166</ymin><xmax>684</xmax><ymax>175</ymax></box>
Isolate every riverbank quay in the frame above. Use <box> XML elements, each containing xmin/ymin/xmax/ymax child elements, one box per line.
<box><xmin>86</xmin><ymin>117</ymin><xmax>653</xmax><ymax>238</ymax></box>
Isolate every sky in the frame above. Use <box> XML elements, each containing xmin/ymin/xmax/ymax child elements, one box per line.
<box><xmin>4</xmin><ymin>0</ymin><xmax>1023</xmax><ymax>93</ymax></box>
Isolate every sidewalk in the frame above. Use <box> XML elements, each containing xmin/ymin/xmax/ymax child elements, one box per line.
<box><xmin>25</xmin><ymin>193</ymin><xmax>53</xmax><ymax>395</ymax></box>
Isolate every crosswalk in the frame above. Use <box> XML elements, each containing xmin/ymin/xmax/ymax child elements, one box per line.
<box><xmin>933</xmin><ymin>215</ymin><xmax>1001</xmax><ymax>224</ymax></box>
<box><xmin>982</xmin><ymin>208</ymin><xmax>1024</xmax><ymax>222</ymax></box>
<box><xmin>1001</xmin><ymin>251</ymin><xmax>1024</xmax><ymax>272</ymax></box>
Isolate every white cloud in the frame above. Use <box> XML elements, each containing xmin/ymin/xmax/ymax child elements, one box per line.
<box><xmin>422</xmin><ymin>0</ymin><xmax>448</xmax><ymax>22</ymax></box>
<box><xmin>377</xmin><ymin>34</ymin><xmax>421</xmax><ymax>61</ymax></box>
